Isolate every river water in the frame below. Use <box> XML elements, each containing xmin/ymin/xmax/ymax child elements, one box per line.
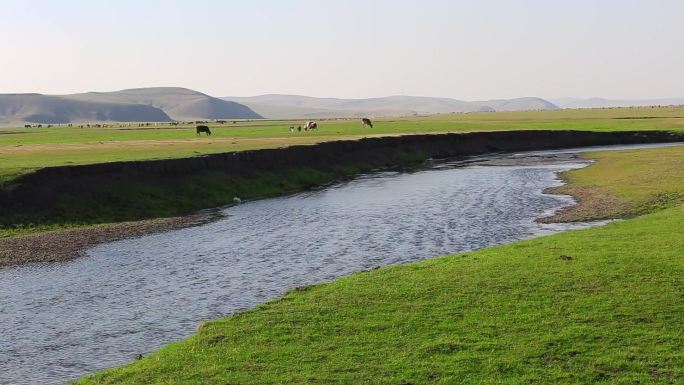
<box><xmin>1</xmin><ymin>143</ymin><xmax>681</xmax><ymax>385</ymax></box>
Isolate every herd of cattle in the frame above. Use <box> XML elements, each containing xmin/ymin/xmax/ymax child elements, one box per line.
<box><xmin>195</xmin><ymin>118</ymin><xmax>374</xmax><ymax>136</ymax></box>
<box><xmin>287</xmin><ymin>121</ymin><xmax>318</xmax><ymax>133</ymax></box>
<box><xmin>23</xmin><ymin>118</ymin><xmax>375</xmax><ymax>135</ymax></box>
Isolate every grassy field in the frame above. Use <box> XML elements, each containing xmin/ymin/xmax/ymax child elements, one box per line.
<box><xmin>2</xmin><ymin>106</ymin><xmax>684</xmax><ymax>183</ymax></box>
<box><xmin>548</xmin><ymin>146</ymin><xmax>684</xmax><ymax>221</ymax></box>
<box><xmin>2</xmin><ymin>106</ymin><xmax>684</xmax><ymax>241</ymax></box>
<box><xmin>77</xmin><ymin>146</ymin><xmax>684</xmax><ymax>385</ymax></box>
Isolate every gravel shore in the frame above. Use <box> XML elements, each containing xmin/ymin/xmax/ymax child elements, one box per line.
<box><xmin>0</xmin><ymin>212</ymin><xmax>217</xmax><ymax>269</ymax></box>
<box><xmin>539</xmin><ymin>184</ymin><xmax>627</xmax><ymax>223</ymax></box>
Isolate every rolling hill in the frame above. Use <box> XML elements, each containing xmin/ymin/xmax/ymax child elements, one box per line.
<box><xmin>64</xmin><ymin>87</ymin><xmax>263</xmax><ymax>121</ymax></box>
<box><xmin>0</xmin><ymin>94</ymin><xmax>171</xmax><ymax>125</ymax></box>
<box><xmin>477</xmin><ymin>97</ymin><xmax>559</xmax><ymax>112</ymax></box>
<box><xmin>0</xmin><ymin>88</ymin><xmax>263</xmax><ymax>125</ymax></box>
<box><xmin>0</xmin><ymin>88</ymin><xmax>562</xmax><ymax>124</ymax></box>
<box><xmin>222</xmin><ymin>95</ymin><xmax>558</xmax><ymax>118</ymax></box>
<box><xmin>550</xmin><ymin>97</ymin><xmax>684</xmax><ymax>109</ymax></box>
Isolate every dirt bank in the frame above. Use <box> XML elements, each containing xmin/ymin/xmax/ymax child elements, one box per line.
<box><xmin>540</xmin><ymin>183</ymin><xmax>630</xmax><ymax>223</ymax></box>
<box><xmin>3</xmin><ymin>131</ymin><xmax>682</xmax><ymax>216</ymax></box>
<box><xmin>1</xmin><ymin>130</ymin><xmax>683</xmax><ymax>267</ymax></box>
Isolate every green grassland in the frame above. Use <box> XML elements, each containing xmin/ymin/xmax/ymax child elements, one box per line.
<box><xmin>2</xmin><ymin>106</ymin><xmax>684</xmax><ymax>183</ymax></box>
<box><xmin>2</xmin><ymin>106</ymin><xmax>684</xmax><ymax>239</ymax></box>
<box><xmin>555</xmin><ymin>146</ymin><xmax>684</xmax><ymax>219</ymax></box>
<box><xmin>77</xmin><ymin>146</ymin><xmax>684</xmax><ymax>384</ymax></box>
<box><xmin>573</xmin><ymin>147</ymin><xmax>684</xmax><ymax>202</ymax></box>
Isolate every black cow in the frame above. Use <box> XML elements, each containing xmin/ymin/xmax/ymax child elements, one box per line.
<box><xmin>362</xmin><ymin>118</ymin><xmax>373</xmax><ymax>128</ymax></box>
<box><xmin>196</xmin><ymin>125</ymin><xmax>212</xmax><ymax>136</ymax></box>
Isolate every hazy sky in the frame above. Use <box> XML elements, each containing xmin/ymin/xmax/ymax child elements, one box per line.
<box><xmin>2</xmin><ymin>0</ymin><xmax>683</xmax><ymax>99</ymax></box>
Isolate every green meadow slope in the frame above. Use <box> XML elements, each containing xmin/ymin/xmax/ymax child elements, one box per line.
<box><xmin>77</xmin><ymin>146</ymin><xmax>684</xmax><ymax>385</ymax></box>
<box><xmin>548</xmin><ymin>146</ymin><xmax>684</xmax><ymax>221</ymax></box>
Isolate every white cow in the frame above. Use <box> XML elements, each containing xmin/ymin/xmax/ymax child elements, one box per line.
<box><xmin>304</xmin><ymin>121</ymin><xmax>318</xmax><ymax>131</ymax></box>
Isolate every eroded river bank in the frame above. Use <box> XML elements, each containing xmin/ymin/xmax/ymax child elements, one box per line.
<box><xmin>1</xmin><ymin>142</ymin><xmax>682</xmax><ymax>385</ymax></box>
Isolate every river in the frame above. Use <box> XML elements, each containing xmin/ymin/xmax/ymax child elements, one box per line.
<box><xmin>1</xmin><ymin>143</ymin><xmax>681</xmax><ymax>385</ymax></box>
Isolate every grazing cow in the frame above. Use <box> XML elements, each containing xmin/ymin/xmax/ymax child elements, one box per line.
<box><xmin>297</xmin><ymin>125</ymin><xmax>302</xmax><ymax>132</ymax></box>
<box><xmin>24</xmin><ymin>124</ymin><xmax>31</xmax><ymax>128</ymax></box>
<box><xmin>289</xmin><ymin>126</ymin><xmax>295</xmax><ymax>133</ymax></box>
<box><xmin>196</xmin><ymin>125</ymin><xmax>212</xmax><ymax>136</ymax></box>
<box><xmin>304</xmin><ymin>121</ymin><xmax>318</xmax><ymax>131</ymax></box>
<box><xmin>362</xmin><ymin>118</ymin><xmax>373</xmax><ymax>128</ymax></box>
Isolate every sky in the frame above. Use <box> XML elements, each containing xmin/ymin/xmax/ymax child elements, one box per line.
<box><xmin>1</xmin><ymin>0</ymin><xmax>683</xmax><ymax>100</ymax></box>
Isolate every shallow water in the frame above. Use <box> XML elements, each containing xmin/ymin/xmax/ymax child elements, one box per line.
<box><xmin>0</xmin><ymin>142</ymin><xmax>680</xmax><ymax>385</ymax></box>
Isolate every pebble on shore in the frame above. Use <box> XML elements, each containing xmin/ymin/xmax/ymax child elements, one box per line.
<box><xmin>0</xmin><ymin>213</ymin><xmax>214</xmax><ymax>269</ymax></box>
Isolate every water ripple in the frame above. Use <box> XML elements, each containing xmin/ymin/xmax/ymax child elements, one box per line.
<box><xmin>2</xmin><ymin>146</ymin><xmax>655</xmax><ymax>384</ymax></box>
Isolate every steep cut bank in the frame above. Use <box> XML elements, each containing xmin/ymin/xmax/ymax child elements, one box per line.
<box><xmin>0</xmin><ymin>130</ymin><xmax>682</xmax><ymax>232</ymax></box>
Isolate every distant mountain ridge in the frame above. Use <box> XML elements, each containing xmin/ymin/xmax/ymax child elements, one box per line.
<box><xmin>66</xmin><ymin>87</ymin><xmax>262</xmax><ymax>121</ymax></box>
<box><xmin>550</xmin><ymin>97</ymin><xmax>684</xmax><ymax>109</ymax></box>
<box><xmin>222</xmin><ymin>94</ymin><xmax>559</xmax><ymax>118</ymax></box>
<box><xmin>5</xmin><ymin>89</ymin><xmax>683</xmax><ymax>125</ymax></box>
<box><xmin>0</xmin><ymin>87</ymin><xmax>262</xmax><ymax>125</ymax></box>
<box><xmin>0</xmin><ymin>94</ymin><xmax>171</xmax><ymax>124</ymax></box>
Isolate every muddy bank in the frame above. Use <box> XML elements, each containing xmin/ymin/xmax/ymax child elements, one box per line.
<box><xmin>1</xmin><ymin>130</ymin><xmax>683</xmax><ymax>224</ymax></box>
<box><xmin>8</xmin><ymin>130</ymin><xmax>684</xmax><ymax>183</ymax></box>
<box><xmin>540</xmin><ymin>183</ymin><xmax>629</xmax><ymax>223</ymax></box>
<box><xmin>0</xmin><ymin>130</ymin><xmax>682</xmax><ymax>267</ymax></box>
<box><xmin>0</xmin><ymin>212</ymin><xmax>215</xmax><ymax>268</ymax></box>
<box><xmin>3</xmin><ymin>130</ymin><xmax>683</xmax><ymax>207</ymax></box>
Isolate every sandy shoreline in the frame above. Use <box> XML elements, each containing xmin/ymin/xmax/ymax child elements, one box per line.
<box><xmin>0</xmin><ymin>211</ymin><xmax>218</xmax><ymax>269</ymax></box>
<box><xmin>538</xmin><ymin>157</ymin><xmax>628</xmax><ymax>224</ymax></box>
